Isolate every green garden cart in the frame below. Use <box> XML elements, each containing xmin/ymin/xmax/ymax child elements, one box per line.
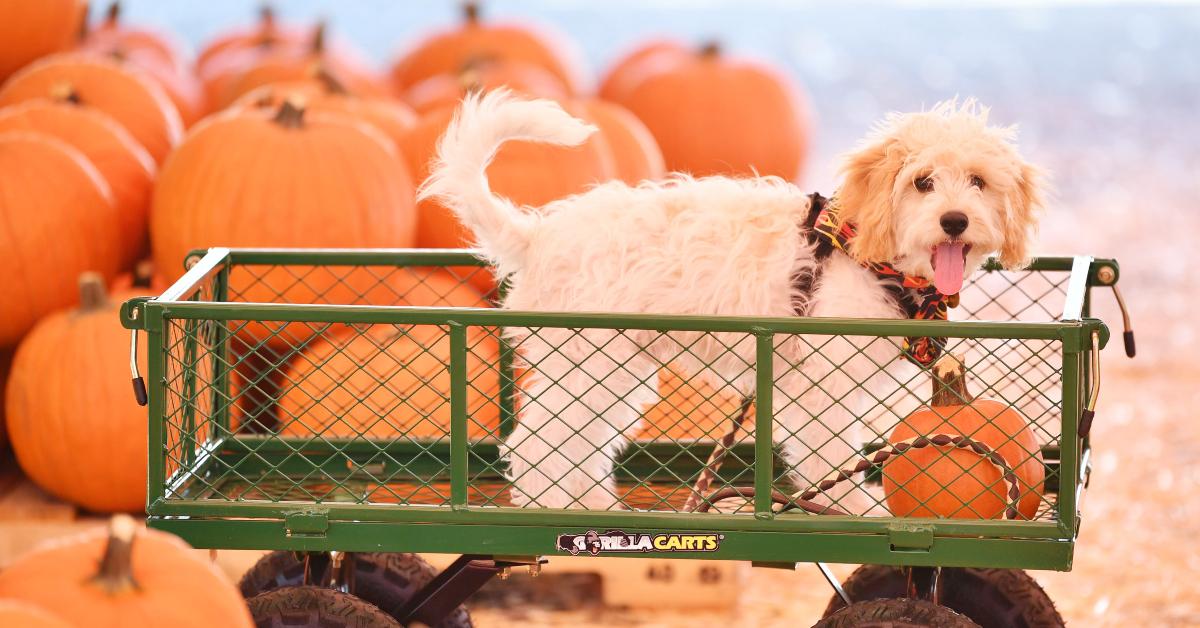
<box><xmin>121</xmin><ymin>248</ymin><xmax>1131</xmax><ymax>627</ymax></box>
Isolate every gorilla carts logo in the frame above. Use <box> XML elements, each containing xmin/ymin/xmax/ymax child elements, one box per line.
<box><xmin>556</xmin><ymin>530</ymin><xmax>723</xmax><ymax>555</ymax></box>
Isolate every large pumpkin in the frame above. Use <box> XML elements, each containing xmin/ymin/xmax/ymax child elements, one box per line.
<box><xmin>0</xmin><ymin>98</ymin><xmax>155</xmax><ymax>266</ymax></box>
<box><xmin>278</xmin><ymin>323</ymin><xmax>501</xmax><ymax>440</ymax></box>
<box><xmin>390</xmin><ymin>1</ymin><xmax>585</xmax><ymax>94</ymax></box>
<box><xmin>0</xmin><ymin>132</ymin><xmax>120</xmax><ymax>347</ymax></box>
<box><xmin>0</xmin><ymin>53</ymin><xmax>183</xmax><ymax>163</ymax></box>
<box><xmin>150</xmin><ymin>99</ymin><xmax>416</xmax><ymax>344</ymax></box>
<box><xmin>402</xmin><ymin>58</ymin><xmax>569</xmax><ymax>115</ymax></box>
<box><xmin>233</xmin><ymin>70</ymin><xmax>416</xmax><ymax>150</ymax></box>
<box><xmin>5</xmin><ymin>274</ymin><xmax>149</xmax><ymax>512</ymax></box>
<box><xmin>215</xmin><ymin>22</ymin><xmax>386</xmax><ymax>110</ymax></box>
<box><xmin>883</xmin><ymin>354</ymin><xmax>1045</xmax><ymax>520</ymax></box>
<box><xmin>0</xmin><ymin>515</ymin><xmax>253</xmax><ymax>628</ymax></box>
<box><xmin>0</xmin><ymin>0</ymin><xmax>86</xmax><ymax>81</ymax></box>
<box><xmin>579</xmin><ymin>99</ymin><xmax>665</xmax><ymax>184</ymax></box>
<box><xmin>398</xmin><ymin>102</ymin><xmax>613</xmax><ymax>294</ymax></box>
<box><xmin>597</xmin><ymin>39</ymin><xmax>687</xmax><ymax>101</ymax></box>
<box><xmin>607</xmin><ymin>41</ymin><xmax>810</xmax><ymax>181</ymax></box>
<box><xmin>0</xmin><ymin>600</ymin><xmax>71</xmax><ymax>628</ymax></box>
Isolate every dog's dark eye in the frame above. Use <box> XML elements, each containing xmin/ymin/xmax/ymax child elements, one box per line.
<box><xmin>970</xmin><ymin>175</ymin><xmax>986</xmax><ymax>189</ymax></box>
<box><xmin>914</xmin><ymin>176</ymin><xmax>934</xmax><ymax>192</ymax></box>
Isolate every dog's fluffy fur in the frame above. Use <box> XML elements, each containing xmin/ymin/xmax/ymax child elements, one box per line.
<box><xmin>422</xmin><ymin>91</ymin><xmax>1044</xmax><ymax>510</ymax></box>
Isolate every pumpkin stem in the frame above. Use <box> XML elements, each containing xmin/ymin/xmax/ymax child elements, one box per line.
<box><xmin>104</xmin><ymin>1</ymin><xmax>121</xmax><ymax>26</ymax></box>
<box><xmin>273</xmin><ymin>97</ymin><xmax>307</xmax><ymax>129</ymax></box>
<box><xmin>89</xmin><ymin>514</ymin><xmax>140</xmax><ymax>595</ymax></box>
<box><xmin>463</xmin><ymin>1</ymin><xmax>480</xmax><ymax>24</ymax></box>
<box><xmin>930</xmin><ymin>353</ymin><xmax>974</xmax><ymax>406</ymax></box>
<box><xmin>258</xmin><ymin>3</ymin><xmax>276</xmax><ymax>29</ymax></box>
<box><xmin>50</xmin><ymin>82</ymin><xmax>83</xmax><ymax>105</ymax></box>
<box><xmin>699</xmin><ymin>40</ymin><xmax>722</xmax><ymax>58</ymax></box>
<box><xmin>310</xmin><ymin>20</ymin><xmax>326</xmax><ymax>55</ymax></box>
<box><xmin>132</xmin><ymin>260</ymin><xmax>155</xmax><ymax>289</ymax></box>
<box><xmin>314</xmin><ymin>64</ymin><xmax>348</xmax><ymax>95</ymax></box>
<box><xmin>78</xmin><ymin>272</ymin><xmax>110</xmax><ymax>312</ymax></box>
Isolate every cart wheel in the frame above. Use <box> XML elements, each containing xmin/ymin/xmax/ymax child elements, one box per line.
<box><xmin>814</xmin><ymin>598</ymin><xmax>980</xmax><ymax>627</ymax></box>
<box><xmin>822</xmin><ymin>565</ymin><xmax>1065</xmax><ymax>628</ymax></box>
<box><xmin>239</xmin><ymin>551</ymin><xmax>473</xmax><ymax>627</ymax></box>
<box><xmin>247</xmin><ymin>585</ymin><xmax>400</xmax><ymax>627</ymax></box>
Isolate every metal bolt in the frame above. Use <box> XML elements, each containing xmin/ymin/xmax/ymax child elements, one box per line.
<box><xmin>1096</xmin><ymin>266</ymin><xmax>1116</xmax><ymax>285</ymax></box>
<box><xmin>185</xmin><ymin>254</ymin><xmax>201</xmax><ymax>269</ymax></box>
<box><xmin>498</xmin><ymin>567</ymin><xmax>511</xmax><ymax>580</ymax></box>
<box><xmin>528</xmin><ymin>563</ymin><xmax>541</xmax><ymax>578</ymax></box>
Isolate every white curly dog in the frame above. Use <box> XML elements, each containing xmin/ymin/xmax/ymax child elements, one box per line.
<box><xmin>422</xmin><ymin>90</ymin><xmax>1044</xmax><ymax>511</ymax></box>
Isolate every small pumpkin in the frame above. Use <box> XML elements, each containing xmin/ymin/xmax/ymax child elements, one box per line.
<box><xmin>398</xmin><ymin>101</ymin><xmax>613</xmax><ymax>294</ymax></box>
<box><xmin>81</xmin><ymin>1</ymin><xmax>189</xmax><ymax>74</ymax></box>
<box><xmin>215</xmin><ymin>22</ymin><xmax>386</xmax><ymax>110</ymax></box>
<box><xmin>390</xmin><ymin>1</ymin><xmax>585</xmax><ymax>95</ymax></box>
<box><xmin>0</xmin><ymin>53</ymin><xmax>183</xmax><ymax>163</ymax></box>
<box><xmin>0</xmin><ymin>132</ymin><xmax>120</xmax><ymax>347</ymax></box>
<box><xmin>882</xmin><ymin>354</ymin><xmax>1045</xmax><ymax>520</ymax></box>
<box><xmin>0</xmin><ymin>515</ymin><xmax>253</xmax><ymax>628</ymax></box>
<box><xmin>6</xmin><ymin>274</ymin><xmax>149</xmax><ymax>512</ymax></box>
<box><xmin>0</xmin><ymin>97</ymin><xmax>155</xmax><ymax>266</ymax></box>
<box><xmin>89</xmin><ymin>42</ymin><xmax>206</xmax><ymax>127</ymax></box>
<box><xmin>607</xmin><ymin>41</ymin><xmax>811</xmax><ymax>181</ymax></box>
<box><xmin>597</xmin><ymin>39</ymin><xmax>688</xmax><ymax>101</ymax></box>
<box><xmin>150</xmin><ymin>99</ymin><xmax>417</xmax><ymax>345</ymax></box>
<box><xmin>0</xmin><ymin>0</ymin><xmax>86</xmax><ymax>81</ymax></box>
<box><xmin>402</xmin><ymin>58</ymin><xmax>569</xmax><ymax>115</ymax></box>
<box><xmin>196</xmin><ymin>4</ymin><xmax>311</xmax><ymax>75</ymax></box>
<box><xmin>0</xmin><ymin>600</ymin><xmax>71</xmax><ymax>628</ymax></box>
<box><xmin>278</xmin><ymin>324</ymin><xmax>501</xmax><ymax>440</ymax></box>
<box><xmin>232</xmin><ymin>68</ymin><xmax>416</xmax><ymax>150</ymax></box>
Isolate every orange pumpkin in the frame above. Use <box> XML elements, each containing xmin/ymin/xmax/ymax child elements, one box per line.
<box><xmin>0</xmin><ymin>0</ymin><xmax>86</xmax><ymax>81</ymax></box>
<box><xmin>0</xmin><ymin>98</ymin><xmax>155</xmax><ymax>267</ymax></box>
<box><xmin>398</xmin><ymin>102</ymin><xmax>613</xmax><ymax>294</ymax></box>
<box><xmin>638</xmin><ymin>363</ymin><xmax>745</xmax><ymax>440</ymax></box>
<box><xmin>0</xmin><ymin>132</ymin><xmax>120</xmax><ymax>347</ymax></box>
<box><xmin>391</xmin><ymin>1</ymin><xmax>585</xmax><ymax>95</ymax></box>
<box><xmin>0</xmin><ymin>515</ymin><xmax>253</xmax><ymax>628</ymax></box>
<box><xmin>278</xmin><ymin>324</ymin><xmax>501</xmax><ymax>440</ymax></box>
<box><xmin>579</xmin><ymin>99</ymin><xmax>665</xmax><ymax>184</ymax></box>
<box><xmin>111</xmin><ymin>259</ymin><xmax>169</xmax><ymax>293</ymax></box>
<box><xmin>0</xmin><ymin>350</ymin><xmax>11</xmax><ymax>450</ymax></box>
<box><xmin>0</xmin><ymin>53</ymin><xmax>183</xmax><ymax>163</ymax></box>
<box><xmin>150</xmin><ymin>99</ymin><xmax>416</xmax><ymax>346</ymax></box>
<box><xmin>597</xmin><ymin>39</ymin><xmax>688</xmax><ymax>101</ymax></box>
<box><xmin>196</xmin><ymin>5</ymin><xmax>312</xmax><ymax>75</ymax></box>
<box><xmin>85</xmin><ymin>42</ymin><xmax>205</xmax><ymax>127</ymax></box>
<box><xmin>608</xmin><ymin>41</ymin><xmax>810</xmax><ymax>181</ymax></box>
<box><xmin>0</xmin><ymin>600</ymin><xmax>71</xmax><ymax>628</ymax></box>
<box><xmin>82</xmin><ymin>1</ymin><xmax>188</xmax><ymax>74</ymax></box>
<box><xmin>402</xmin><ymin>58</ymin><xmax>569</xmax><ymax>115</ymax></box>
<box><xmin>233</xmin><ymin>70</ymin><xmax>416</xmax><ymax>150</ymax></box>
<box><xmin>215</xmin><ymin>22</ymin><xmax>386</xmax><ymax>110</ymax></box>
<box><xmin>883</xmin><ymin>354</ymin><xmax>1045</xmax><ymax>520</ymax></box>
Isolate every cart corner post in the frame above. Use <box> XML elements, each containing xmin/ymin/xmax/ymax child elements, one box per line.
<box><xmin>753</xmin><ymin>329</ymin><xmax>775</xmax><ymax>519</ymax></box>
<box><xmin>449</xmin><ymin>321</ymin><xmax>469</xmax><ymax>510</ymax></box>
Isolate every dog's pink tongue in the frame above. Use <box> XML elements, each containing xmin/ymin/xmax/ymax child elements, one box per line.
<box><xmin>933</xmin><ymin>242</ymin><xmax>966</xmax><ymax>295</ymax></box>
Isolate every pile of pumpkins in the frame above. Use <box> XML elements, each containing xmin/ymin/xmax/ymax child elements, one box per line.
<box><xmin>0</xmin><ymin>1</ymin><xmax>813</xmax><ymax>514</ymax></box>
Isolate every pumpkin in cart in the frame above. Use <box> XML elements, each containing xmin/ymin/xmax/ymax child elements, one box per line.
<box><xmin>0</xmin><ymin>0</ymin><xmax>86</xmax><ymax>81</ymax></box>
<box><xmin>0</xmin><ymin>515</ymin><xmax>253</xmax><ymax>628</ymax></box>
<box><xmin>277</xmin><ymin>323</ymin><xmax>501</xmax><ymax>440</ymax></box>
<box><xmin>0</xmin><ymin>97</ymin><xmax>156</xmax><ymax>267</ymax></box>
<box><xmin>882</xmin><ymin>354</ymin><xmax>1045</xmax><ymax>520</ymax></box>
<box><xmin>390</xmin><ymin>1</ymin><xmax>586</xmax><ymax>94</ymax></box>
<box><xmin>150</xmin><ymin>98</ymin><xmax>416</xmax><ymax>347</ymax></box>
<box><xmin>5</xmin><ymin>274</ymin><xmax>150</xmax><ymax>512</ymax></box>
<box><xmin>0</xmin><ymin>132</ymin><xmax>121</xmax><ymax>347</ymax></box>
<box><xmin>0</xmin><ymin>53</ymin><xmax>183</xmax><ymax>163</ymax></box>
<box><xmin>605</xmin><ymin>41</ymin><xmax>811</xmax><ymax>181</ymax></box>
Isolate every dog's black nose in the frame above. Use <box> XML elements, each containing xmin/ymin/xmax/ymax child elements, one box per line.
<box><xmin>940</xmin><ymin>211</ymin><xmax>969</xmax><ymax>237</ymax></box>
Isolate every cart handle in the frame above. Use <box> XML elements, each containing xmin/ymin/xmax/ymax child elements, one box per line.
<box><xmin>1078</xmin><ymin>329</ymin><xmax>1102</xmax><ymax>439</ymax></box>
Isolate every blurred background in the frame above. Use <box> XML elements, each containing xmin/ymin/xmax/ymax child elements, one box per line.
<box><xmin>0</xmin><ymin>1</ymin><xmax>1196</xmax><ymax>626</ymax></box>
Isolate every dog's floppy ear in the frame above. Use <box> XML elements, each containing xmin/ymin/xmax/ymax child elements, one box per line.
<box><xmin>999</xmin><ymin>160</ymin><xmax>1044</xmax><ymax>269</ymax></box>
<box><xmin>836</xmin><ymin>132</ymin><xmax>906</xmax><ymax>263</ymax></box>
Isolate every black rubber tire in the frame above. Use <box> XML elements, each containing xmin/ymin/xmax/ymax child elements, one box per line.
<box><xmin>239</xmin><ymin>551</ymin><xmax>472</xmax><ymax>627</ymax></box>
<box><xmin>822</xmin><ymin>565</ymin><xmax>1065</xmax><ymax>628</ymax></box>
<box><xmin>247</xmin><ymin>585</ymin><xmax>401</xmax><ymax>628</ymax></box>
<box><xmin>815</xmin><ymin>598</ymin><xmax>980</xmax><ymax>627</ymax></box>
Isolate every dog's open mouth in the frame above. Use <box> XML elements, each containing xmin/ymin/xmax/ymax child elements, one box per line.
<box><xmin>930</xmin><ymin>241</ymin><xmax>971</xmax><ymax>295</ymax></box>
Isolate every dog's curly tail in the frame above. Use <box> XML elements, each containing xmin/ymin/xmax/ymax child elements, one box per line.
<box><xmin>419</xmin><ymin>89</ymin><xmax>598</xmax><ymax>279</ymax></box>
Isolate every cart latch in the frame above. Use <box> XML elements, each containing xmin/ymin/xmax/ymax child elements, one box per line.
<box><xmin>285</xmin><ymin>511</ymin><xmax>330</xmax><ymax>539</ymax></box>
<box><xmin>888</xmin><ymin>523</ymin><xmax>934</xmax><ymax>552</ymax></box>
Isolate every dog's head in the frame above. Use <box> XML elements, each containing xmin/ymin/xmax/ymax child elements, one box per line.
<box><xmin>835</xmin><ymin>100</ymin><xmax>1044</xmax><ymax>295</ymax></box>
